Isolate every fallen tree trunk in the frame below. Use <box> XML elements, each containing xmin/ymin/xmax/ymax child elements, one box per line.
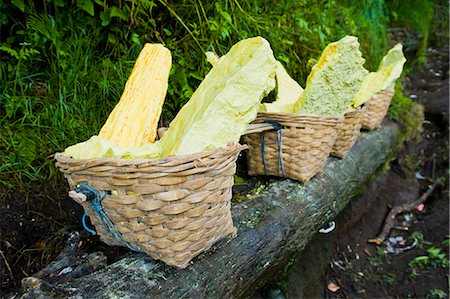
<box><xmin>21</xmin><ymin>121</ymin><xmax>400</xmax><ymax>299</ymax></box>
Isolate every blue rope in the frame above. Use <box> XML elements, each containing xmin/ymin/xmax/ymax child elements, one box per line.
<box><xmin>260</xmin><ymin>121</ymin><xmax>285</xmax><ymax>177</ymax></box>
<box><xmin>260</xmin><ymin>132</ymin><xmax>268</xmax><ymax>175</ymax></box>
<box><xmin>77</xmin><ymin>183</ymin><xmax>142</xmax><ymax>253</ymax></box>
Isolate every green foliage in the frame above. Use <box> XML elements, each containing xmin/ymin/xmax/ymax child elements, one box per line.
<box><xmin>1</xmin><ymin>0</ymin><xmax>142</xmax><ymax>190</ymax></box>
<box><xmin>0</xmin><ymin>0</ymin><xmax>440</xmax><ymax>192</ymax></box>
<box><xmin>427</xmin><ymin>289</ymin><xmax>448</xmax><ymax>299</ymax></box>
<box><xmin>388</xmin><ymin>83</ymin><xmax>425</xmax><ymax>174</ymax></box>
<box><xmin>410</xmin><ymin>231</ymin><xmax>433</xmax><ymax>249</ymax></box>
<box><xmin>388</xmin><ymin>82</ymin><xmax>424</xmax><ymax>142</ymax></box>
<box><xmin>428</xmin><ymin>0</ymin><xmax>449</xmax><ymax>48</ymax></box>
<box><xmin>338</xmin><ymin>0</ymin><xmax>389</xmax><ymax>70</ymax></box>
<box><xmin>234</xmin><ymin>175</ymin><xmax>245</xmax><ymax>186</ymax></box>
<box><xmin>409</xmin><ymin>246</ymin><xmax>449</xmax><ymax>270</ymax></box>
<box><xmin>376</xmin><ymin>272</ymin><xmax>396</xmax><ymax>286</ymax></box>
<box><xmin>387</xmin><ymin>0</ymin><xmax>434</xmax><ymax>64</ymax></box>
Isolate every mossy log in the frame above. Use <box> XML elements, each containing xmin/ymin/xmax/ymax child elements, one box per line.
<box><xmin>21</xmin><ymin>121</ymin><xmax>399</xmax><ymax>299</ymax></box>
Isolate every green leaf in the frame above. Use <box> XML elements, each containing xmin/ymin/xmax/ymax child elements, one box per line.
<box><xmin>0</xmin><ymin>46</ymin><xmax>19</xmax><ymax>59</ymax></box>
<box><xmin>162</xmin><ymin>28</ymin><xmax>172</xmax><ymax>36</ymax></box>
<box><xmin>100</xmin><ymin>11</ymin><xmax>111</xmax><ymax>26</ymax></box>
<box><xmin>17</xmin><ymin>135</ymin><xmax>37</xmax><ymax>168</ymax></box>
<box><xmin>11</xmin><ymin>0</ymin><xmax>25</xmax><ymax>12</ymax></box>
<box><xmin>298</xmin><ymin>19</ymin><xmax>308</xmax><ymax>30</ymax></box>
<box><xmin>1</xmin><ymin>13</ymin><xmax>8</xmax><ymax>26</ymax></box>
<box><xmin>210</xmin><ymin>20</ymin><xmax>219</xmax><ymax>31</ymax></box>
<box><xmin>234</xmin><ymin>175</ymin><xmax>245</xmax><ymax>186</ymax></box>
<box><xmin>281</xmin><ymin>39</ymin><xmax>294</xmax><ymax>46</ymax></box>
<box><xmin>130</xmin><ymin>33</ymin><xmax>140</xmax><ymax>45</ymax></box>
<box><xmin>94</xmin><ymin>0</ymin><xmax>106</xmax><ymax>8</ymax></box>
<box><xmin>77</xmin><ymin>0</ymin><xmax>95</xmax><ymax>16</ymax></box>
<box><xmin>413</xmin><ymin>256</ymin><xmax>429</xmax><ymax>261</ymax></box>
<box><xmin>108</xmin><ymin>33</ymin><xmax>117</xmax><ymax>44</ymax></box>
<box><xmin>53</xmin><ymin>0</ymin><xmax>65</xmax><ymax>7</ymax></box>
<box><xmin>109</xmin><ymin>6</ymin><xmax>129</xmax><ymax>21</ymax></box>
<box><xmin>220</xmin><ymin>11</ymin><xmax>232</xmax><ymax>24</ymax></box>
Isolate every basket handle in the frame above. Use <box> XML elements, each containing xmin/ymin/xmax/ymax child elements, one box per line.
<box><xmin>68</xmin><ymin>190</ymin><xmax>87</xmax><ymax>204</ymax></box>
<box><xmin>68</xmin><ymin>184</ymin><xmax>99</xmax><ymax>204</ymax></box>
<box><xmin>244</xmin><ymin>123</ymin><xmax>277</xmax><ymax>135</ymax></box>
<box><xmin>69</xmin><ymin>184</ymin><xmax>142</xmax><ymax>253</ymax></box>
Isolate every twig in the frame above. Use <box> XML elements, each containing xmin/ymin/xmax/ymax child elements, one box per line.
<box><xmin>431</xmin><ymin>154</ymin><xmax>436</xmax><ymax>182</ymax></box>
<box><xmin>368</xmin><ymin>181</ymin><xmax>438</xmax><ymax>245</ymax></box>
<box><xmin>0</xmin><ymin>249</ymin><xmax>17</xmax><ymax>287</ymax></box>
<box><xmin>392</xmin><ymin>225</ymin><xmax>410</xmax><ymax>231</ymax></box>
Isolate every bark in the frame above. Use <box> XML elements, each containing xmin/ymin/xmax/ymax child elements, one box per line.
<box><xmin>20</xmin><ymin>121</ymin><xmax>400</xmax><ymax>299</ymax></box>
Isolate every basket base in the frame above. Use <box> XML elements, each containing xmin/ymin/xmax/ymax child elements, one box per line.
<box><xmin>362</xmin><ymin>91</ymin><xmax>394</xmax><ymax>130</ymax></box>
<box><xmin>55</xmin><ymin>143</ymin><xmax>245</xmax><ymax>268</ymax></box>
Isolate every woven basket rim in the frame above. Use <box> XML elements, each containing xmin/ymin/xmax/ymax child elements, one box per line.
<box><xmin>356</xmin><ymin>89</ymin><xmax>394</xmax><ymax>110</ymax></box>
<box><xmin>257</xmin><ymin>111</ymin><xmax>343</xmax><ymax>120</ymax></box>
<box><xmin>254</xmin><ymin>112</ymin><xmax>344</xmax><ymax>128</ymax></box>
<box><xmin>55</xmin><ymin>142</ymin><xmax>247</xmax><ymax>166</ymax></box>
<box><xmin>364</xmin><ymin>89</ymin><xmax>394</xmax><ymax>103</ymax></box>
<box><xmin>344</xmin><ymin>107</ymin><xmax>364</xmax><ymax>117</ymax></box>
<box><xmin>378</xmin><ymin>89</ymin><xmax>394</xmax><ymax>96</ymax></box>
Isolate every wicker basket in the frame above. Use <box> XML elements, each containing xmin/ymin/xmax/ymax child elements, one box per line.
<box><xmin>331</xmin><ymin>108</ymin><xmax>364</xmax><ymax>158</ymax></box>
<box><xmin>362</xmin><ymin>90</ymin><xmax>394</xmax><ymax>130</ymax></box>
<box><xmin>243</xmin><ymin>112</ymin><xmax>343</xmax><ymax>182</ymax></box>
<box><xmin>55</xmin><ymin>143</ymin><xmax>246</xmax><ymax>268</ymax></box>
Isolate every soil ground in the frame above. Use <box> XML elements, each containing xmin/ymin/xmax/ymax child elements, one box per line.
<box><xmin>0</xmin><ymin>48</ymin><xmax>448</xmax><ymax>298</ymax></box>
<box><xmin>326</xmin><ymin>48</ymin><xmax>449</xmax><ymax>299</ymax></box>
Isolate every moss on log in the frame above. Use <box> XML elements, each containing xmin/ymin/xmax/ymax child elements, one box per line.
<box><xmin>21</xmin><ymin>121</ymin><xmax>400</xmax><ymax>299</ymax></box>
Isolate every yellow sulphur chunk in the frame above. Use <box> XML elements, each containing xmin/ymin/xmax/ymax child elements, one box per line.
<box><xmin>99</xmin><ymin>43</ymin><xmax>172</xmax><ymax>147</ymax></box>
<box><xmin>260</xmin><ymin>61</ymin><xmax>304</xmax><ymax>113</ymax></box>
<box><xmin>160</xmin><ymin>36</ymin><xmax>277</xmax><ymax>156</ymax></box>
<box><xmin>63</xmin><ymin>136</ymin><xmax>162</xmax><ymax>159</ymax></box>
<box><xmin>63</xmin><ymin>38</ymin><xmax>277</xmax><ymax>159</ymax></box>
<box><xmin>352</xmin><ymin>43</ymin><xmax>406</xmax><ymax>108</ymax></box>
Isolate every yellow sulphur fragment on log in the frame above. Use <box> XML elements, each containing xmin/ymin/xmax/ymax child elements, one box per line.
<box><xmin>352</xmin><ymin>43</ymin><xmax>406</xmax><ymax>108</ymax></box>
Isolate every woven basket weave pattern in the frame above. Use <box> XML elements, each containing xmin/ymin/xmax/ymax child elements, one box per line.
<box><xmin>362</xmin><ymin>90</ymin><xmax>394</xmax><ymax>130</ymax></box>
<box><xmin>55</xmin><ymin>143</ymin><xmax>245</xmax><ymax>268</ymax></box>
<box><xmin>244</xmin><ymin>113</ymin><xmax>343</xmax><ymax>182</ymax></box>
<box><xmin>331</xmin><ymin>108</ymin><xmax>364</xmax><ymax>158</ymax></box>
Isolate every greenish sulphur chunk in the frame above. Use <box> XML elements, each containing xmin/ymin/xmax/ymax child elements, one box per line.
<box><xmin>295</xmin><ymin>35</ymin><xmax>368</xmax><ymax>116</ymax></box>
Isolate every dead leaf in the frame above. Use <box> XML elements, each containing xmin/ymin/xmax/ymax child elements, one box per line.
<box><xmin>2</xmin><ymin>240</ymin><xmax>12</xmax><ymax>249</ymax></box>
<box><xmin>328</xmin><ymin>282</ymin><xmax>341</xmax><ymax>292</ymax></box>
<box><xmin>35</xmin><ymin>240</ymin><xmax>47</xmax><ymax>249</ymax></box>
<box><xmin>416</xmin><ymin>203</ymin><xmax>425</xmax><ymax>212</ymax></box>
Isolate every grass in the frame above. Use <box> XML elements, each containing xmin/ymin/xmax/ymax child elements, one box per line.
<box><xmin>388</xmin><ymin>82</ymin><xmax>424</xmax><ymax>141</ymax></box>
<box><xmin>387</xmin><ymin>0</ymin><xmax>435</xmax><ymax>63</ymax></box>
<box><xmin>1</xmin><ymin>10</ymin><xmax>141</xmax><ymax>191</ymax></box>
